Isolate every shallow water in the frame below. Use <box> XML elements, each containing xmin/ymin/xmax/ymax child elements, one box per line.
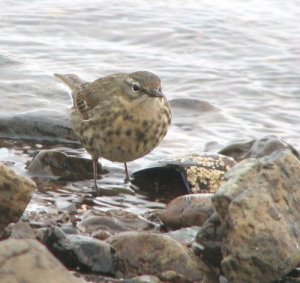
<box><xmin>1</xmin><ymin>0</ymin><xmax>300</xmax><ymax>215</ymax></box>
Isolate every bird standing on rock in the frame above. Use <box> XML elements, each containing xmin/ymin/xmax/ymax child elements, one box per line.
<box><xmin>55</xmin><ymin>71</ymin><xmax>172</xmax><ymax>194</ymax></box>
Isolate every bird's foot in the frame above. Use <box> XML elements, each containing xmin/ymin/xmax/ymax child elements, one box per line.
<box><xmin>124</xmin><ymin>176</ymin><xmax>131</xmax><ymax>183</ymax></box>
<box><xmin>91</xmin><ymin>185</ymin><xmax>102</xmax><ymax>197</ymax></box>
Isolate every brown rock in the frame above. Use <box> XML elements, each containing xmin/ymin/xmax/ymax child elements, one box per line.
<box><xmin>212</xmin><ymin>150</ymin><xmax>300</xmax><ymax>283</ymax></box>
<box><xmin>107</xmin><ymin>231</ymin><xmax>213</xmax><ymax>282</ymax></box>
<box><xmin>0</xmin><ymin>162</ymin><xmax>36</xmax><ymax>233</ymax></box>
<box><xmin>0</xmin><ymin>238</ymin><xmax>84</xmax><ymax>283</ymax></box>
<box><xmin>160</xmin><ymin>194</ymin><xmax>214</xmax><ymax>229</ymax></box>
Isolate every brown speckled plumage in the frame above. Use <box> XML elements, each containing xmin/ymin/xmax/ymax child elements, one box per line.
<box><xmin>55</xmin><ymin>71</ymin><xmax>171</xmax><ymax>193</ymax></box>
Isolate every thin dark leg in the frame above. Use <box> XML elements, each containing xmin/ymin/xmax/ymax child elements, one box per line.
<box><xmin>93</xmin><ymin>157</ymin><xmax>100</xmax><ymax>194</ymax></box>
<box><xmin>124</xmin><ymin>162</ymin><xmax>130</xmax><ymax>183</ymax></box>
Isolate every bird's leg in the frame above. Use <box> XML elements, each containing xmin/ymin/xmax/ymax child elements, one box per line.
<box><xmin>92</xmin><ymin>156</ymin><xmax>100</xmax><ymax>195</ymax></box>
<box><xmin>124</xmin><ymin>162</ymin><xmax>130</xmax><ymax>183</ymax></box>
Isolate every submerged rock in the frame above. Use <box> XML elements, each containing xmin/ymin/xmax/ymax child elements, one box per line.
<box><xmin>160</xmin><ymin>194</ymin><xmax>214</xmax><ymax>229</ymax></box>
<box><xmin>0</xmin><ymin>110</ymin><xmax>77</xmax><ymax>144</ymax></box>
<box><xmin>0</xmin><ymin>238</ymin><xmax>84</xmax><ymax>283</ymax></box>
<box><xmin>219</xmin><ymin>135</ymin><xmax>299</xmax><ymax>162</ymax></box>
<box><xmin>132</xmin><ymin>153</ymin><xmax>236</xmax><ymax>198</ymax></box>
<box><xmin>0</xmin><ymin>162</ymin><xmax>36</xmax><ymax>233</ymax></box>
<box><xmin>78</xmin><ymin>209</ymin><xmax>156</xmax><ymax>234</ymax></box>
<box><xmin>42</xmin><ymin>226</ymin><xmax>116</xmax><ymax>275</ymax></box>
<box><xmin>107</xmin><ymin>231</ymin><xmax>212</xmax><ymax>282</ymax></box>
<box><xmin>212</xmin><ymin>150</ymin><xmax>300</xmax><ymax>283</ymax></box>
<box><xmin>27</xmin><ymin>149</ymin><xmax>106</xmax><ymax>181</ymax></box>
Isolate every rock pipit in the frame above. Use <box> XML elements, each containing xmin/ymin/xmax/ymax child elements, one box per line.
<box><xmin>55</xmin><ymin>71</ymin><xmax>172</xmax><ymax>194</ymax></box>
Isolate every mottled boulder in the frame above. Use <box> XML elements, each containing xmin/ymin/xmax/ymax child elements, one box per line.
<box><xmin>212</xmin><ymin>150</ymin><xmax>300</xmax><ymax>283</ymax></box>
<box><xmin>0</xmin><ymin>238</ymin><xmax>84</xmax><ymax>283</ymax></box>
<box><xmin>0</xmin><ymin>162</ymin><xmax>36</xmax><ymax>233</ymax></box>
<box><xmin>160</xmin><ymin>194</ymin><xmax>214</xmax><ymax>229</ymax></box>
<box><xmin>27</xmin><ymin>149</ymin><xmax>105</xmax><ymax>181</ymax></box>
<box><xmin>219</xmin><ymin>135</ymin><xmax>299</xmax><ymax>162</ymax></box>
<box><xmin>107</xmin><ymin>231</ymin><xmax>214</xmax><ymax>282</ymax></box>
<box><xmin>43</xmin><ymin>226</ymin><xmax>116</xmax><ymax>275</ymax></box>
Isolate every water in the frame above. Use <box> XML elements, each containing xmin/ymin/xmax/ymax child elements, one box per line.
<box><xmin>0</xmin><ymin>0</ymin><xmax>300</xmax><ymax>215</ymax></box>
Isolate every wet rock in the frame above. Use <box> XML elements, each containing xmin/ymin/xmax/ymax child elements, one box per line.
<box><xmin>219</xmin><ymin>135</ymin><xmax>299</xmax><ymax>162</ymax></box>
<box><xmin>160</xmin><ymin>194</ymin><xmax>214</xmax><ymax>229</ymax></box>
<box><xmin>0</xmin><ymin>162</ymin><xmax>36</xmax><ymax>233</ymax></box>
<box><xmin>78</xmin><ymin>209</ymin><xmax>156</xmax><ymax>234</ymax></box>
<box><xmin>42</xmin><ymin>226</ymin><xmax>116</xmax><ymax>275</ymax></box>
<box><xmin>27</xmin><ymin>149</ymin><xmax>106</xmax><ymax>181</ymax></box>
<box><xmin>0</xmin><ymin>238</ymin><xmax>84</xmax><ymax>283</ymax></box>
<box><xmin>107</xmin><ymin>231</ymin><xmax>211</xmax><ymax>281</ymax></box>
<box><xmin>132</xmin><ymin>153</ymin><xmax>236</xmax><ymax>199</ymax></box>
<box><xmin>194</xmin><ymin>213</ymin><xmax>223</xmax><ymax>268</ymax></box>
<box><xmin>124</xmin><ymin>275</ymin><xmax>161</xmax><ymax>283</ymax></box>
<box><xmin>212</xmin><ymin>150</ymin><xmax>300</xmax><ymax>283</ymax></box>
<box><xmin>0</xmin><ymin>109</ymin><xmax>77</xmax><ymax>143</ymax></box>
<box><xmin>4</xmin><ymin>219</ymin><xmax>36</xmax><ymax>239</ymax></box>
<box><xmin>170</xmin><ymin>98</ymin><xmax>220</xmax><ymax>113</ymax></box>
<box><xmin>166</xmin><ymin>226</ymin><xmax>199</xmax><ymax>246</ymax></box>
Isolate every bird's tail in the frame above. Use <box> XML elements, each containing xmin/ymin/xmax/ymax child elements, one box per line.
<box><xmin>54</xmin><ymin>73</ymin><xmax>87</xmax><ymax>91</ymax></box>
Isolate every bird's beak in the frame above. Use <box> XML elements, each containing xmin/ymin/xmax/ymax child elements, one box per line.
<box><xmin>147</xmin><ymin>90</ymin><xmax>164</xmax><ymax>97</ymax></box>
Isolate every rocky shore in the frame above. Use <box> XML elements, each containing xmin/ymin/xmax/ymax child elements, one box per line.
<box><xmin>0</xmin><ymin>111</ymin><xmax>300</xmax><ymax>283</ymax></box>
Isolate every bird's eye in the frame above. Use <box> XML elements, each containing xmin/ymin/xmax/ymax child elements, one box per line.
<box><xmin>132</xmin><ymin>84</ymin><xmax>140</xmax><ymax>92</ymax></box>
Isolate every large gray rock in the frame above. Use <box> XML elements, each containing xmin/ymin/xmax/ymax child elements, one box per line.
<box><xmin>212</xmin><ymin>150</ymin><xmax>300</xmax><ymax>283</ymax></box>
<box><xmin>0</xmin><ymin>162</ymin><xmax>36</xmax><ymax>233</ymax></box>
<box><xmin>0</xmin><ymin>238</ymin><xmax>84</xmax><ymax>283</ymax></box>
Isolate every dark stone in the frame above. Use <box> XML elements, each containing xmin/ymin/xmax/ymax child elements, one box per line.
<box><xmin>132</xmin><ymin>153</ymin><xmax>236</xmax><ymax>201</ymax></box>
<box><xmin>42</xmin><ymin>226</ymin><xmax>116</xmax><ymax>275</ymax></box>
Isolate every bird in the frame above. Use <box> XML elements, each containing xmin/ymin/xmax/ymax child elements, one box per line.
<box><xmin>55</xmin><ymin>71</ymin><xmax>172</xmax><ymax>194</ymax></box>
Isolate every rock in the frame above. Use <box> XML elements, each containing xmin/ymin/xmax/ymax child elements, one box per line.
<box><xmin>160</xmin><ymin>194</ymin><xmax>214</xmax><ymax>229</ymax></box>
<box><xmin>212</xmin><ymin>150</ymin><xmax>300</xmax><ymax>283</ymax></box>
<box><xmin>42</xmin><ymin>226</ymin><xmax>116</xmax><ymax>275</ymax></box>
<box><xmin>166</xmin><ymin>226</ymin><xmax>199</xmax><ymax>246</ymax></box>
<box><xmin>124</xmin><ymin>275</ymin><xmax>161</xmax><ymax>283</ymax></box>
<box><xmin>78</xmin><ymin>209</ymin><xmax>156</xmax><ymax>234</ymax></box>
<box><xmin>219</xmin><ymin>135</ymin><xmax>299</xmax><ymax>162</ymax></box>
<box><xmin>0</xmin><ymin>238</ymin><xmax>84</xmax><ymax>283</ymax></box>
<box><xmin>0</xmin><ymin>110</ymin><xmax>77</xmax><ymax>143</ymax></box>
<box><xmin>27</xmin><ymin>149</ymin><xmax>106</xmax><ymax>181</ymax></box>
<box><xmin>4</xmin><ymin>219</ymin><xmax>36</xmax><ymax>239</ymax></box>
<box><xmin>132</xmin><ymin>153</ymin><xmax>236</xmax><ymax>199</ymax></box>
<box><xmin>170</xmin><ymin>98</ymin><xmax>220</xmax><ymax>113</ymax></box>
<box><xmin>194</xmin><ymin>213</ymin><xmax>223</xmax><ymax>268</ymax></box>
<box><xmin>0</xmin><ymin>162</ymin><xmax>36</xmax><ymax>233</ymax></box>
<box><xmin>107</xmin><ymin>231</ymin><xmax>212</xmax><ymax>281</ymax></box>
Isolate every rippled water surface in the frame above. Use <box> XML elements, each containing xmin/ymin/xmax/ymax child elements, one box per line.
<box><xmin>1</xmin><ymin>0</ymin><xmax>300</xmax><ymax>214</ymax></box>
